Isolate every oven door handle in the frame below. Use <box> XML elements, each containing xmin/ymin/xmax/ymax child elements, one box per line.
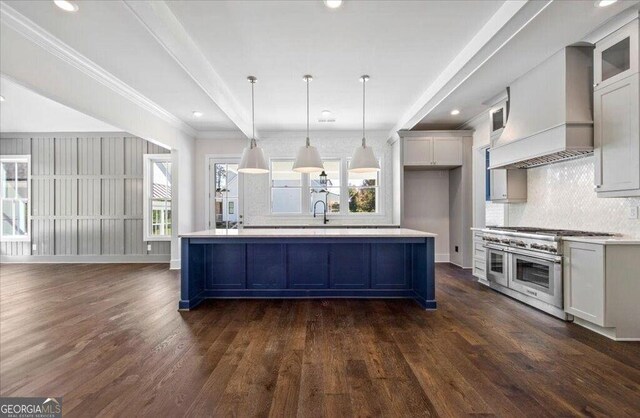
<box><xmin>510</xmin><ymin>250</ymin><xmax>562</xmax><ymax>264</ymax></box>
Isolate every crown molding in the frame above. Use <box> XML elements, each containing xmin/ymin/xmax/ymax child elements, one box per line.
<box><xmin>0</xmin><ymin>3</ymin><xmax>197</xmax><ymax>138</ymax></box>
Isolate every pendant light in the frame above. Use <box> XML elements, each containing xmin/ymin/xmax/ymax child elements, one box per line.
<box><xmin>349</xmin><ymin>75</ymin><xmax>380</xmax><ymax>173</ymax></box>
<box><xmin>293</xmin><ymin>75</ymin><xmax>324</xmax><ymax>173</ymax></box>
<box><xmin>238</xmin><ymin>76</ymin><xmax>269</xmax><ymax>174</ymax></box>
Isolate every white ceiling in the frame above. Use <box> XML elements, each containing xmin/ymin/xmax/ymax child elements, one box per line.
<box><xmin>413</xmin><ymin>0</ymin><xmax>640</xmax><ymax>129</ymax></box>
<box><xmin>1</xmin><ymin>0</ymin><xmax>639</xmax><ymax>138</ymax></box>
<box><xmin>165</xmin><ymin>0</ymin><xmax>503</xmax><ymax>131</ymax></box>
<box><xmin>0</xmin><ymin>77</ymin><xmax>120</xmax><ymax>132</ymax></box>
<box><xmin>3</xmin><ymin>0</ymin><xmax>239</xmax><ymax>132</ymax></box>
<box><xmin>2</xmin><ymin>0</ymin><xmax>503</xmax><ymax>135</ymax></box>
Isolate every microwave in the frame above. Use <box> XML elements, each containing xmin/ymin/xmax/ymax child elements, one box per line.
<box><xmin>489</xmin><ymin>103</ymin><xmax>506</xmax><ymax>139</ymax></box>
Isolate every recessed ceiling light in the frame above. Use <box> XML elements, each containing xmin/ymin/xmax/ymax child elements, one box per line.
<box><xmin>323</xmin><ymin>0</ymin><xmax>343</xmax><ymax>9</ymax></box>
<box><xmin>321</xmin><ymin>110</ymin><xmax>332</xmax><ymax>118</ymax></box>
<box><xmin>0</xmin><ymin>95</ymin><xmax>5</xmax><ymax>102</ymax></box>
<box><xmin>54</xmin><ymin>0</ymin><xmax>79</xmax><ymax>12</ymax></box>
<box><xmin>450</xmin><ymin>109</ymin><xmax>460</xmax><ymax>116</ymax></box>
<box><xmin>596</xmin><ymin>0</ymin><xmax>617</xmax><ymax>7</ymax></box>
<box><xmin>192</xmin><ymin>111</ymin><xmax>203</xmax><ymax>118</ymax></box>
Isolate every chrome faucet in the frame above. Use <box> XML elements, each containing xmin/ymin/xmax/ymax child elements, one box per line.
<box><xmin>313</xmin><ymin>200</ymin><xmax>328</xmax><ymax>224</ymax></box>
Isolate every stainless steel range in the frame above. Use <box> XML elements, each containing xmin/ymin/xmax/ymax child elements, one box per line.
<box><xmin>480</xmin><ymin>227</ymin><xmax>614</xmax><ymax>320</ymax></box>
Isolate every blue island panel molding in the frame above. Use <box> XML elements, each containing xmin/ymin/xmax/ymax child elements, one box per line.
<box><xmin>247</xmin><ymin>244</ymin><xmax>286</xmax><ymax>289</ymax></box>
<box><xmin>371</xmin><ymin>243</ymin><xmax>411</xmax><ymax>289</ymax></box>
<box><xmin>179</xmin><ymin>236</ymin><xmax>436</xmax><ymax>311</ymax></box>
<box><xmin>288</xmin><ymin>244</ymin><xmax>329</xmax><ymax>289</ymax></box>
<box><xmin>329</xmin><ymin>244</ymin><xmax>370</xmax><ymax>289</ymax></box>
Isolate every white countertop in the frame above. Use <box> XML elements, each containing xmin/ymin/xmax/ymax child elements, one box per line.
<box><xmin>181</xmin><ymin>228</ymin><xmax>437</xmax><ymax>238</ymax></box>
<box><xmin>561</xmin><ymin>236</ymin><xmax>640</xmax><ymax>245</ymax></box>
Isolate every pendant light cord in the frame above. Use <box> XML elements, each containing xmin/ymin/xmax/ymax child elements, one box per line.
<box><xmin>251</xmin><ymin>78</ymin><xmax>256</xmax><ymax>148</ymax></box>
<box><xmin>306</xmin><ymin>76</ymin><xmax>310</xmax><ymax>147</ymax></box>
<box><xmin>362</xmin><ymin>76</ymin><xmax>366</xmax><ymax>148</ymax></box>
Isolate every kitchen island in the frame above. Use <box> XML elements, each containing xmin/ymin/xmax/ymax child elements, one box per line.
<box><xmin>179</xmin><ymin>228</ymin><xmax>436</xmax><ymax>310</ymax></box>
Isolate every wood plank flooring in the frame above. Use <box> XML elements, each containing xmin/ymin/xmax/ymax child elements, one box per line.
<box><xmin>1</xmin><ymin>263</ymin><xmax>639</xmax><ymax>417</ymax></box>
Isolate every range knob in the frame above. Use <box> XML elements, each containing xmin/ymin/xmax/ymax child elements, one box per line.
<box><xmin>510</xmin><ymin>240</ymin><xmax>527</xmax><ymax>248</ymax></box>
<box><xmin>548</xmin><ymin>247</ymin><xmax>558</xmax><ymax>253</ymax></box>
<box><xmin>501</xmin><ymin>239</ymin><xmax>510</xmax><ymax>244</ymax></box>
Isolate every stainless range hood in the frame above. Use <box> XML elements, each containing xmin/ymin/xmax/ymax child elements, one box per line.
<box><xmin>489</xmin><ymin>46</ymin><xmax>594</xmax><ymax>169</ymax></box>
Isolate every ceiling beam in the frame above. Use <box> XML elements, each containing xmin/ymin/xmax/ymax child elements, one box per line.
<box><xmin>124</xmin><ymin>0</ymin><xmax>254</xmax><ymax>140</ymax></box>
<box><xmin>0</xmin><ymin>2</ymin><xmax>197</xmax><ymax>139</ymax></box>
<box><xmin>387</xmin><ymin>0</ymin><xmax>551</xmax><ymax>144</ymax></box>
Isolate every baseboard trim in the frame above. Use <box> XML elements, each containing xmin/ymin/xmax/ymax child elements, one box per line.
<box><xmin>170</xmin><ymin>259</ymin><xmax>181</xmax><ymax>270</ymax></box>
<box><xmin>573</xmin><ymin>317</ymin><xmax>639</xmax><ymax>341</ymax></box>
<box><xmin>449</xmin><ymin>261</ymin><xmax>473</xmax><ymax>269</ymax></box>
<box><xmin>0</xmin><ymin>255</ymin><xmax>170</xmax><ymax>263</ymax></box>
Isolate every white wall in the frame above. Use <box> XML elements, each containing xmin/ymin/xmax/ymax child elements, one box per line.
<box><xmin>195</xmin><ymin>131</ymin><xmax>395</xmax><ymax>230</ymax></box>
<box><xmin>1</xmin><ymin>22</ymin><xmax>197</xmax><ymax>267</ymax></box>
<box><xmin>466</xmin><ymin>112</ymin><xmax>506</xmax><ymax>228</ymax></box>
<box><xmin>403</xmin><ymin>170</ymin><xmax>450</xmax><ymax>262</ymax></box>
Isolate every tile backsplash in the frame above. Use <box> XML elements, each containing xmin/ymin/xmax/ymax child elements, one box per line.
<box><xmin>508</xmin><ymin>156</ymin><xmax>640</xmax><ymax>238</ymax></box>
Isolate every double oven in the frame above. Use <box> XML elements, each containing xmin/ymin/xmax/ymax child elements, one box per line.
<box><xmin>485</xmin><ymin>243</ymin><xmax>563</xmax><ymax>309</ymax></box>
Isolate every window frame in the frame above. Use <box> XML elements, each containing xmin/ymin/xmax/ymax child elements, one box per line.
<box><xmin>346</xmin><ymin>158</ymin><xmax>380</xmax><ymax>215</ymax></box>
<box><xmin>269</xmin><ymin>156</ymin><xmax>382</xmax><ymax>217</ymax></box>
<box><xmin>0</xmin><ymin>156</ymin><xmax>31</xmax><ymax>242</ymax></box>
<box><xmin>143</xmin><ymin>154</ymin><xmax>172</xmax><ymax>242</ymax></box>
<box><xmin>270</xmin><ymin>159</ymin><xmax>304</xmax><ymax>214</ymax></box>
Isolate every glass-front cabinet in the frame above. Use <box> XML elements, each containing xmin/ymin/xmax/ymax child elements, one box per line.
<box><xmin>594</xmin><ymin>20</ymin><xmax>638</xmax><ymax>90</ymax></box>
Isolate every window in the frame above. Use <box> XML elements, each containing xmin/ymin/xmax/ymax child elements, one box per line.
<box><xmin>348</xmin><ymin>163</ymin><xmax>379</xmax><ymax>213</ymax></box>
<box><xmin>310</xmin><ymin>160</ymin><xmax>341</xmax><ymax>213</ymax></box>
<box><xmin>270</xmin><ymin>157</ymin><xmax>382</xmax><ymax>216</ymax></box>
<box><xmin>144</xmin><ymin>155</ymin><xmax>172</xmax><ymax>241</ymax></box>
<box><xmin>1</xmin><ymin>157</ymin><xmax>30</xmax><ymax>241</ymax></box>
<box><xmin>213</xmin><ymin>162</ymin><xmax>239</xmax><ymax>229</ymax></box>
<box><xmin>271</xmin><ymin>160</ymin><xmax>302</xmax><ymax>213</ymax></box>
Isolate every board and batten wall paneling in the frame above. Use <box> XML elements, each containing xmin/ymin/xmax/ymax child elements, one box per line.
<box><xmin>0</xmin><ymin>134</ymin><xmax>171</xmax><ymax>261</ymax></box>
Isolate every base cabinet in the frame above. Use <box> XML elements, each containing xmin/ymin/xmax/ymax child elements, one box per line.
<box><xmin>472</xmin><ymin>231</ymin><xmax>487</xmax><ymax>283</ymax></box>
<box><xmin>563</xmin><ymin>241</ymin><xmax>640</xmax><ymax>340</ymax></box>
<box><xmin>563</xmin><ymin>242</ymin><xmax>606</xmax><ymax>325</ymax></box>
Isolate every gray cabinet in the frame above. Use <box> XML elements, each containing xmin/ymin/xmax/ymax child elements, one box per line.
<box><xmin>403</xmin><ymin>137</ymin><xmax>462</xmax><ymax>168</ymax></box>
<box><xmin>564</xmin><ymin>241</ymin><xmax>606</xmax><ymax>326</ymax></box>
<box><xmin>472</xmin><ymin>230</ymin><xmax>487</xmax><ymax>284</ymax></box>
<box><xmin>594</xmin><ymin>20</ymin><xmax>638</xmax><ymax>91</ymax></box>
<box><xmin>489</xmin><ymin>168</ymin><xmax>527</xmax><ymax>203</ymax></box>
<box><xmin>563</xmin><ymin>240</ymin><xmax>640</xmax><ymax>340</ymax></box>
<box><xmin>594</xmin><ymin>19</ymin><xmax>640</xmax><ymax>198</ymax></box>
<box><xmin>594</xmin><ymin>73</ymin><xmax>640</xmax><ymax>196</ymax></box>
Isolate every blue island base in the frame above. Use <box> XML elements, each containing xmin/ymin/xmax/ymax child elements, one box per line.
<box><xmin>179</xmin><ymin>237</ymin><xmax>436</xmax><ymax>311</ymax></box>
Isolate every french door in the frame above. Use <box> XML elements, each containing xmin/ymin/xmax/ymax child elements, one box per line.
<box><xmin>208</xmin><ymin>158</ymin><xmax>243</xmax><ymax>230</ymax></box>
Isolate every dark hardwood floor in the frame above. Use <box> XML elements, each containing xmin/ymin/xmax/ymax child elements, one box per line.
<box><xmin>1</xmin><ymin>263</ymin><xmax>639</xmax><ymax>417</ymax></box>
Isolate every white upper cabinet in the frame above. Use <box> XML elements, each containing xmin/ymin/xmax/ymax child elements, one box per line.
<box><xmin>432</xmin><ymin>137</ymin><xmax>463</xmax><ymax>166</ymax></box>
<box><xmin>403</xmin><ymin>138</ymin><xmax>433</xmax><ymax>166</ymax></box>
<box><xmin>489</xmin><ymin>168</ymin><xmax>527</xmax><ymax>203</ymax></box>
<box><xmin>594</xmin><ymin>19</ymin><xmax>640</xmax><ymax>198</ymax></box>
<box><xmin>594</xmin><ymin>73</ymin><xmax>640</xmax><ymax>195</ymax></box>
<box><xmin>594</xmin><ymin>20</ymin><xmax>638</xmax><ymax>91</ymax></box>
<box><xmin>403</xmin><ymin>137</ymin><xmax>462</xmax><ymax>168</ymax></box>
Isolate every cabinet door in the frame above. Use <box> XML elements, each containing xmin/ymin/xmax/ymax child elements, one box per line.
<box><xmin>563</xmin><ymin>242</ymin><xmax>606</xmax><ymax>326</ymax></box>
<box><xmin>490</xmin><ymin>169</ymin><xmax>508</xmax><ymax>201</ymax></box>
<box><xmin>403</xmin><ymin>138</ymin><xmax>433</xmax><ymax>166</ymax></box>
<box><xmin>594</xmin><ymin>21</ymin><xmax>638</xmax><ymax>90</ymax></box>
<box><xmin>432</xmin><ymin>137</ymin><xmax>462</xmax><ymax>166</ymax></box>
<box><xmin>594</xmin><ymin>73</ymin><xmax>640</xmax><ymax>193</ymax></box>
